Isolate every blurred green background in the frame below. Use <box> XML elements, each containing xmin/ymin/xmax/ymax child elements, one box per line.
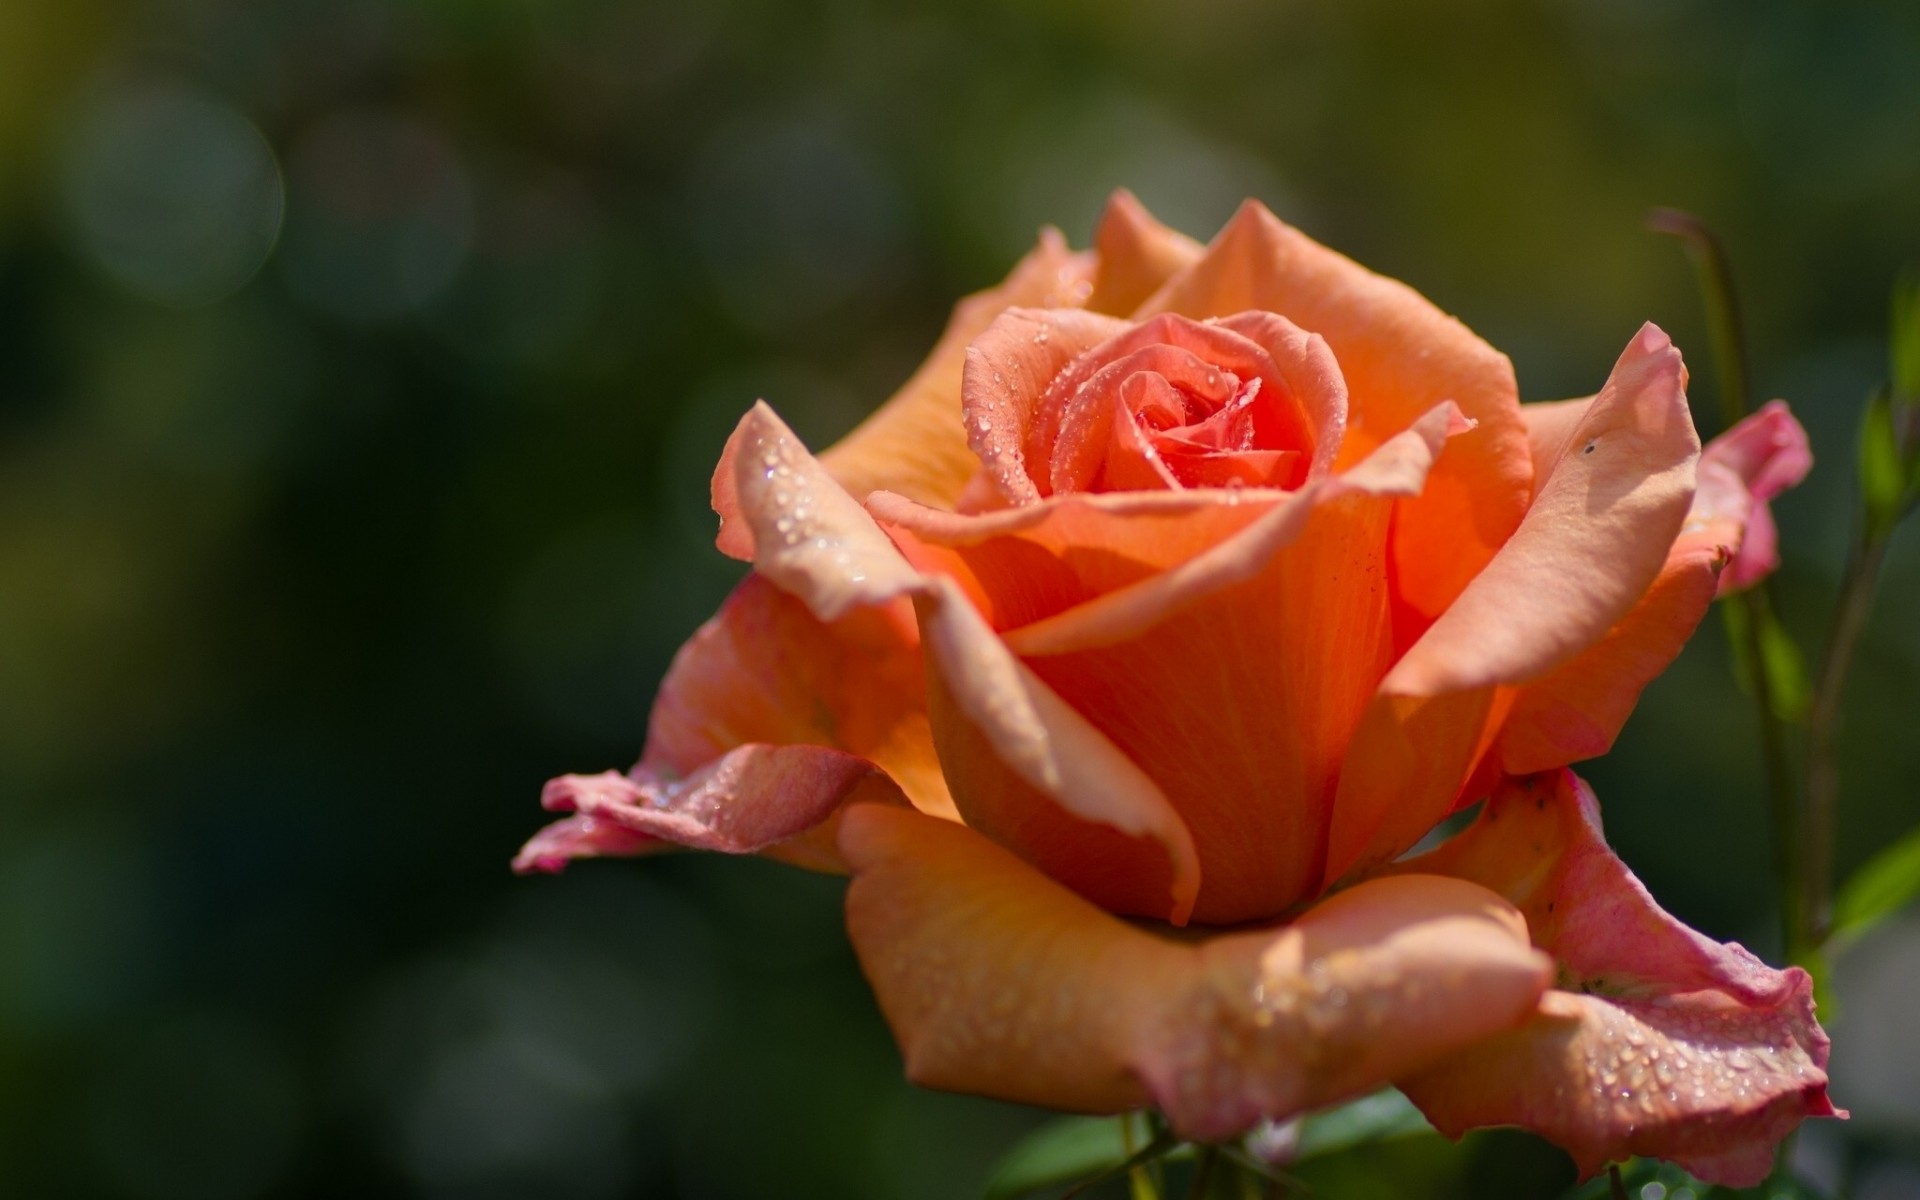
<box><xmin>3</xmin><ymin>0</ymin><xmax>1919</xmax><ymax>1196</ymax></box>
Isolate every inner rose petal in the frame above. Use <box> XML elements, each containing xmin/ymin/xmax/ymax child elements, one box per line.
<box><xmin>1026</xmin><ymin>314</ymin><xmax>1319</xmax><ymax>497</ymax></box>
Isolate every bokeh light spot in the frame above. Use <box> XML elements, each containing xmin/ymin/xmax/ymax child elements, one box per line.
<box><xmin>60</xmin><ymin>82</ymin><xmax>284</xmax><ymax>308</ymax></box>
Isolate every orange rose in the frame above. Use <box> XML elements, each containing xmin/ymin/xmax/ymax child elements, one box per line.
<box><xmin>518</xmin><ymin>193</ymin><xmax>1836</xmax><ymax>1184</ymax></box>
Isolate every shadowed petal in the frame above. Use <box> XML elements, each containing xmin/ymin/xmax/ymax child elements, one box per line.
<box><xmin>1325</xmin><ymin>324</ymin><xmax>1700</xmax><ymax>885</ymax></box>
<box><xmin>1395</xmin><ymin>771</ymin><xmax>1841</xmax><ymax>1186</ymax></box>
<box><xmin>839</xmin><ymin>804</ymin><xmax>1551</xmax><ymax>1137</ymax></box>
<box><xmin>1139</xmin><ymin>200</ymin><xmax>1532</xmax><ymax>633</ymax></box>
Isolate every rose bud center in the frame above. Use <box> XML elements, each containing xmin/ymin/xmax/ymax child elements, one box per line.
<box><xmin>1026</xmin><ymin>313</ymin><xmax>1322</xmax><ymax>496</ymax></box>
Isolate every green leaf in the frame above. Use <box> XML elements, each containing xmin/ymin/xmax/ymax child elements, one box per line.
<box><xmin>1831</xmin><ymin>822</ymin><xmax>1920</xmax><ymax>945</ymax></box>
<box><xmin>1293</xmin><ymin>1088</ymin><xmax>1435</xmax><ymax>1160</ymax></box>
<box><xmin>1858</xmin><ymin>388</ymin><xmax>1906</xmax><ymax>539</ymax></box>
<box><xmin>984</xmin><ymin>1115</ymin><xmax>1185</xmax><ymax>1200</ymax></box>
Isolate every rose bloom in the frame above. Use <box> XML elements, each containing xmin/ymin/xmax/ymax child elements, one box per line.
<box><xmin>518</xmin><ymin>193</ymin><xmax>1837</xmax><ymax>1184</ymax></box>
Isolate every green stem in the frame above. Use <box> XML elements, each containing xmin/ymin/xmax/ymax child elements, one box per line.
<box><xmin>1650</xmin><ymin>208</ymin><xmax>1809</xmax><ymax>964</ymax></box>
<box><xmin>1647</xmin><ymin>208</ymin><xmax>1749</xmax><ymax>433</ymax></box>
<box><xmin>1805</xmin><ymin>531</ymin><xmax>1892</xmax><ymax>945</ymax></box>
<box><xmin>1609</xmin><ymin>1164</ymin><xmax>1629</xmax><ymax>1200</ymax></box>
<box><xmin>1186</xmin><ymin>1146</ymin><xmax>1219</xmax><ymax>1200</ymax></box>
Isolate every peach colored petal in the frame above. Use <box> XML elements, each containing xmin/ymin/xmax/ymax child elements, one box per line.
<box><xmin>961</xmin><ymin>307</ymin><xmax>1133</xmax><ymax>505</ymax></box>
<box><xmin>1492</xmin><ymin>401</ymin><xmax>1807</xmax><ymax>771</ymax></box>
<box><xmin>641</xmin><ymin>573</ymin><xmax>954</xmax><ymax>821</ymax></box>
<box><xmin>1395</xmin><ymin>771</ymin><xmax>1841</xmax><ymax>1186</ymax></box>
<box><xmin>810</xmin><ymin>229</ymin><xmax>1096</xmax><ymax>510</ymax></box>
<box><xmin>1085</xmin><ymin>189</ymin><xmax>1205</xmax><ymax>317</ymax></box>
<box><xmin>516</xmin><ymin>750</ymin><xmax>907</xmax><ymax>875</ymax></box>
<box><xmin>1139</xmin><ymin>200</ymin><xmax>1532</xmax><ymax>632</ymax></box>
<box><xmin>1214</xmin><ymin>311</ymin><xmax>1348</xmax><ymax>480</ymax></box>
<box><xmin>869</xmin><ymin>485</ymin><xmax>1285</xmax><ymax>633</ymax></box>
<box><xmin>1520</xmin><ymin>395</ymin><xmax>1594</xmax><ymax>502</ymax></box>
<box><xmin>1024</xmin><ymin>313</ymin><xmax>1319</xmax><ymax>497</ymax></box>
<box><xmin>839</xmin><ymin>804</ymin><xmax>1550</xmax><ymax>1138</ymax></box>
<box><xmin>721</xmin><ymin>401</ymin><xmax>1204</xmax><ymax>922</ymax></box>
<box><xmin>875</xmin><ymin>406</ymin><xmax>1462</xmax><ymax>924</ymax></box>
<box><xmin>1700</xmin><ymin>400</ymin><xmax>1812</xmax><ymax>594</ymax></box>
<box><xmin>1325</xmin><ymin>324</ymin><xmax>1700</xmax><ymax>886</ymax></box>
<box><xmin>515</xmin><ymin>568</ymin><xmax>955</xmax><ymax>874</ymax></box>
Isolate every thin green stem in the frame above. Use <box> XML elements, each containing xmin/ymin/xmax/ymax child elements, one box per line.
<box><xmin>1185</xmin><ymin>1146</ymin><xmax>1219</xmax><ymax>1200</ymax></box>
<box><xmin>1609</xmin><ymin>1164</ymin><xmax>1630</xmax><ymax>1200</ymax></box>
<box><xmin>1805</xmin><ymin>532</ymin><xmax>1893</xmax><ymax>945</ymax></box>
<box><xmin>1651</xmin><ymin>208</ymin><xmax>1809</xmax><ymax>964</ymax></box>
<box><xmin>1647</xmin><ymin>208</ymin><xmax>1749</xmax><ymax>432</ymax></box>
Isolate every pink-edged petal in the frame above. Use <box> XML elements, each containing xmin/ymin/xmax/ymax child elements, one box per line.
<box><xmin>516</xmin><ymin>750</ymin><xmax>907</xmax><ymax>875</ymax></box>
<box><xmin>1395</xmin><ymin>770</ymin><xmax>1842</xmax><ymax>1186</ymax></box>
<box><xmin>721</xmin><ymin>401</ymin><xmax>1205</xmax><ymax>923</ymax></box>
<box><xmin>1493</xmin><ymin>400</ymin><xmax>1809</xmax><ymax>772</ymax></box>
<box><xmin>810</xmin><ymin>229</ymin><xmax>1096</xmax><ymax>510</ymax></box>
<box><xmin>1139</xmin><ymin>200</ymin><xmax>1532</xmax><ymax>632</ymax></box>
<box><xmin>840</xmin><ymin>804</ymin><xmax>1551</xmax><ymax>1136</ymax></box>
<box><xmin>1701</xmin><ymin>400</ymin><xmax>1813</xmax><ymax>593</ymax></box>
<box><xmin>1085</xmin><ymin>189</ymin><xmax>1205</xmax><ymax>317</ymax></box>
<box><xmin>1324</xmin><ymin>324</ymin><xmax>1700</xmax><ymax>886</ymax></box>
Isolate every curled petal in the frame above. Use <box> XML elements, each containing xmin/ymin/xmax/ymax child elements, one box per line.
<box><xmin>516</xmin><ymin>750</ymin><xmax>906</xmax><ymax>875</ymax></box>
<box><xmin>961</xmin><ymin>308</ymin><xmax>1133</xmax><ymax>506</ymax></box>
<box><xmin>1395</xmin><ymin>771</ymin><xmax>1841</xmax><ymax>1186</ymax></box>
<box><xmin>839</xmin><ymin>804</ymin><xmax>1550</xmax><ymax>1138</ymax></box>
<box><xmin>813</xmin><ymin>229</ymin><xmax>1096</xmax><ymax>510</ymax></box>
<box><xmin>1085</xmin><ymin>189</ymin><xmax>1205</xmax><ymax>316</ymax></box>
<box><xmin>1493</xmin><ymin>399</ymin><xmax>1810</xmax><ymax>772</ymax></box>
<box><xmin>1139</xmin><ymin>199</ymin><xmax>1532</xmax><ymax>631</ymax></box>
<box><xmin>1700</xmin><ymin>399</ymin><xmax>1812</xmax><ymax>593</ymax></box>
<box><xmin>515</xmin><ymin>569</ymin><xmax>953</xmax><ymax>873</ymax></box>
<box><xmin>1326</xmin><ymin>324</ymin><xmax>1700</xmax><ymax>885</ymax></box>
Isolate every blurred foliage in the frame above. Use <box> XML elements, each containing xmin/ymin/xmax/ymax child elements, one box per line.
<box><xmin>3</xmin><ymin>0</ymin><xmax>1920</xmax><ymax>1197</ymax></box>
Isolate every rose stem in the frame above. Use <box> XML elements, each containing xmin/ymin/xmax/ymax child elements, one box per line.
<box><xmin>1806</xmin><ymin>276</ymin><xmax>1920</xmax><ymax>946</ymax></box>
<box><xmin>1648</xmin><ymin>207</ymin><xmax>1808</xmax><ymax>965</ymax></box>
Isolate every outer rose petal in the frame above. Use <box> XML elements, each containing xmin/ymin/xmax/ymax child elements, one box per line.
<box><xmin>1139</xmin><ymin>200</ymin><xmax>1532</xmax><ymax>635</ymax></box>
<box><xmin>718</xmin><ymin>401</ymin><xmax>1205</xmax><ymax>923</ymax></box>
<box><xmin>810</xmin><ymin>229</ymin><xmax>1096</xmax><ymax>510</ymax></box>
<box><xmin>1700</xmin><ymin>400</ymin><xmax>1812</xmax><ymax>593</ymax></box>
<box><xmin>512</xmin><ymin>573</ymin><xmax>951</xmax><ymax>874</ymax></box>
<box><xmin>839</xmin><ymin>804</ymin><xmax>1551</xmax><ymax>1137</ymax></box>
<box><xmin>1395</xmin><ymin>771</ymin><xmax>1841</xmax><ymax>1186</ymax></box>
<box><xmin>1325</xmin><ymin>324</ymin><xmax>1700</xmax><ymax>885</ymax></box>
<box><xmin>876</xmin><ymin>407</ymin><xmax>1463</xmax><ymax>924</ymax></box>
<box><xmin>1085</xmin><ymin>188</ymin><xmax>1205</xmax><ymax>317</ymax></box>
<box><xmin>1494</xmin><ymin>399</ymin><xmax>1811</xmax><ymax>772</ymax></box>
<box><xmin>516</xmin><ymin>749</ymin><xmax>906</xmax><ymax>875</ymax></box>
